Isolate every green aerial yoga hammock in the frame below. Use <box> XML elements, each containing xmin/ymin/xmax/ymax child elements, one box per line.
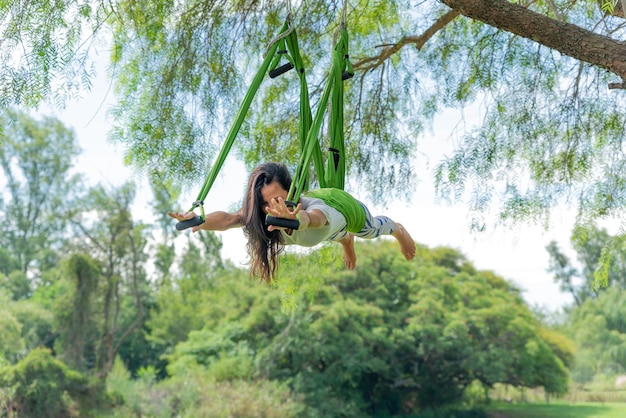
<box><xmin>176</xmin><ymin>17</ymin><xmax>357</xmax><ymax>233</ymax></box>
<box><xmin>175</xmin><ymin>17</ymin><xmax>313</xmax><ymax>231</ymax></box>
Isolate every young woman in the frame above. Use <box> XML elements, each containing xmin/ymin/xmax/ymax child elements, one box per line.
<box><xmin>168</xmin><ymin>162</ymin><xmax>416</xmax><ymax>283</ymax></box>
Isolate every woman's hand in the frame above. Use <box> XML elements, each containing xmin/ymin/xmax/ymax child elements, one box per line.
<box><xmin>265</xmin><ymin>197</ymin><xmax>306</xmax><ymax>231</ymax></box>
<box><xmin>167</xmin><ymin>211</ymin><xmax>204</xmax><ymax>233</ymax></box>
<box><xmin>167</xmin><ymin>211</ymin><xmax>196</xmax><ymax>222</ymax></box>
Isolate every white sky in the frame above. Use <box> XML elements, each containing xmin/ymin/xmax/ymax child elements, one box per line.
<box><xmin>43</xmin><ymin>51</ymin><xmax>586</xmax><ymax>313</ymax></box>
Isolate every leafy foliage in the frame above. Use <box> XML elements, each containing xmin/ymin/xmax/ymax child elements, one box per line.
<box><xmin>3</xmin><ymin>1</ymin><xmax>626</xmax><ymax>222</ymax></box>
<box><xmin>6</xmin><ymin>298</ymin><xmax>55</xmax><ymax>358</ymax></box>
<box><xmin>0</xmin><ymin>299</ymin><xmax>25</xmax><ymax>364</ymax></box>
<box><xmin>0</xmin><ymin>0</ymin><xmax>103</xmax><ymax>108</ymax></box>
<box><xmin>0</xmin><ymin>108</ymin><xmax>586</xmax><ymax>416</ymax></box>
<box><xmin>106</xmin><ymin>0</ymin><xmax>420</xmax><ymax>203</ymax></box>
<box><xmin>432</xmin><ymin>16</ymin><xmax>626</xmax><ymax>228</ymax></box>
<box><xmin>546</xmin><ymin>223</ymin><xmax>626</xmax><ymax>386</ymax></box>
<box><xmin>103</xmin><ymin>357</ymin><xmax>305</xmax><ymax>418</ymax></box>
<box><xmin>566</xmin><ymin>287</ymin><xmax>626</xmax><ymax>382</ymax></box>
<box><xmin>54</xmin><ymin>254</ymin><xmax>101</xmax><ymax>372</ymax></box>
<box><xmin>65</xmin><ymin>182</ymin><xmax>152</xmax><ymax>380</ymax></box>
<box><xmin>161</xmin><ymin>240</ymin><xmax>570</xmax><ymax>417</ymax></box>
<box><xmin>547</xmin><ymin>224</ymin><xmax>626</xmax><ymax>305</ymax></box>
<box><xmin>0</xmin><ymin>348</ymin><xmax>86</xmax><ymax>418</ymax></box>
<box><xmin>146</xmin><ymin>229</ymin><xmax>228</xmax><ymax>378</ymax></box>
<box><xmin>0</xmin><ymin>109</ymin><xmax>81</xmax><ymax>279</ymax></box>
<box><xmin>101</xmin><ymin>0</ymin><xmax>626</xmax><ymax>221</ymax></box>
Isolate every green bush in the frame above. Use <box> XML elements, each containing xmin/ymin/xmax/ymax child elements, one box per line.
<box><xmin>0</xmin><ymin>348</ymin><xmax>86</xmax><ymax>418</ymax></box>
<box><xmin>101</xmin><ymin>358</ymin><xmax>305</xmax><ymax>418</ymax></box>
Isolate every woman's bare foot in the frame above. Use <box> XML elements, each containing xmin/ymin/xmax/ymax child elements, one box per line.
<box><xmin>392</xmin><ymin>223</ymin><xmax>416</xmax><ymax>261</ymax></box>
<box><xmin>338</xmin><ymin>233</ymin><xmax>357</xmax><ymax>270</ymax></box>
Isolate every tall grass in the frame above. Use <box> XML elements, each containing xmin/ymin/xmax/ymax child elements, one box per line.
<box><xmin>486</xmin><ymin>378</ymin><xmax>626</xmax><ymax>418</ymax></box>
<box><xmin>489</xmin><ymin>380</ymin><xmax>626</xmax><ymax>404</ymax></box>
<box><xmin>486</xmin><ymin>402</ymin><xmax>626</xmax><ymax>418</ymax></box>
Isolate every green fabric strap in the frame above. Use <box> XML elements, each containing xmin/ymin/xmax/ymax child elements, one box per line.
<box><xmin>305</xmin><ymin>188</ymin><xmax>366</xmax><ymax>233</ymax></box>
<box><xmin>288</xmin><ymin>65</ymin><xmax>334</xmax><ymax>202</ymax></box>
<box><xmin>286</xmin><ymin>25</ymin><xmax>318</xmax><ymax>194</ymax></box>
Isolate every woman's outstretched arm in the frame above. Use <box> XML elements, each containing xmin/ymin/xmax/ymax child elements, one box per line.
<box><xmin>168</xmin><ymin>209</ymin><xmax>243</xmax><ymax>233</ymax></box>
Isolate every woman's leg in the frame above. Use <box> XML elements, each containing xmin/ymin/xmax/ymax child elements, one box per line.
<box><xmin>354</xmin><ymin>204</ymin><xmax>416</xmax><ymax>261</ymax></box>
<box><xmin>391</xmin><ymin>223</ymin><xmax>416</xmax><ymax>260</ymax></box>
<box><xmin>338</xmin><ymin>233</ymin><xmax>357</xmax><ymax>270</ymax></box>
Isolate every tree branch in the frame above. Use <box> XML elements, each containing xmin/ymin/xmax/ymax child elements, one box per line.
<box><xmin>440</xmin><ymin>0</ymin><xmax>626</xmax><ymax>80</ymax></box>
<box><xmin>545</xmin><ymin>0</ymin><xmax>564</xmax><ymax>21</ymax></box>
<box><xmin>608</xmin><ymin>81</ymin><xmax>626</xmax><ymax>89</ymax></box>
<box><xmin>105</xmin><ymin>233</ymin><xmax>144</xmax><ymax>379</ymax></box>
<box><xmin>353</xmin><ymin>10</ymin><xmax>460</xmax><ymax>72</ymax></box>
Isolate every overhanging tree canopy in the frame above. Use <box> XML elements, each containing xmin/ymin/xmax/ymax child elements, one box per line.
<box><xmin>2</xmin><ymin>0</ymin><xmax>626</xmax><ymax>220</ymax></box>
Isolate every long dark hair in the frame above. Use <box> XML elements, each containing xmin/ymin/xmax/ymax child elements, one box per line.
<box><xmin>241</xmin><ymin>162</ymin><xmax>292</xmax><ymax>283</ymax></box>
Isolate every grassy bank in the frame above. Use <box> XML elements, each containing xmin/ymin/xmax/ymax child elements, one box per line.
<box><xmin>486</xmin><ymin>401</ymin><xmax>626</xmax><ymax>418</ymax></box>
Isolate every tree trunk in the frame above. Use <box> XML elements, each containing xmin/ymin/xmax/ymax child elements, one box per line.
<box><xmin>440</xmin><ymin>0</ymin><xmax>626</xmax><ymax>80</ymax></box>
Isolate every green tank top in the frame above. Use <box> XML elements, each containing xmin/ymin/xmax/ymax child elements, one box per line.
<box><xmin>305</xmin><ymin>188</ymin><xmax>366</xmax><ymax>233</ymax></box>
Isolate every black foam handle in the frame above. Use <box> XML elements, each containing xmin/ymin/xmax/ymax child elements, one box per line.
<box><xmin>342</xmin><ymin>71</ymin><xmax>354</xmax><ymax>81</ymax></box>
<box><xmin>269</xmin><ymin>62</ymin><xmax>295</xmax><ymax>78</ymax></box>
<box><xmin>175</xmin><ymin>216</ymin><xmax>204</xmax><ymax>231</ymax></box>
<box><xmin>265</xmin><ymin>215</ymin><xmax>300</xmax><ymax>230</ymax></box>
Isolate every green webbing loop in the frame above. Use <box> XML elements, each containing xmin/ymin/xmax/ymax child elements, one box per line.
<box><xmin>287</xmin><ymin>28</ymin><xmax>352</xmax><ymax>203</ymax></box>
<box><xmin>326</xmin><ymin>28</ymin><xmax>351</xmax><ymax>191</ymax></box>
